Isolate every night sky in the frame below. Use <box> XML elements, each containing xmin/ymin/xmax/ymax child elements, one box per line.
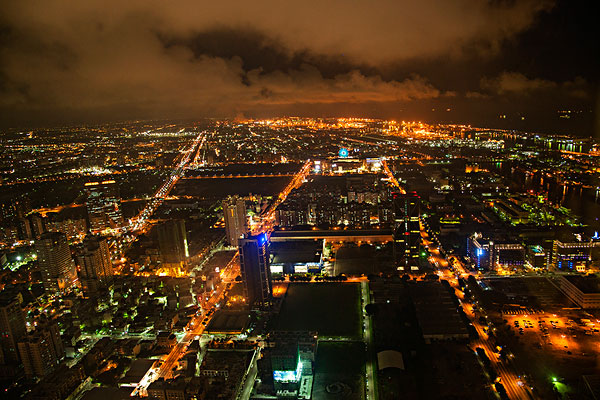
<box><xmin>1</xmin><ymin>1</ymin><xmax>598</xmax><ymax>135</ymax></box>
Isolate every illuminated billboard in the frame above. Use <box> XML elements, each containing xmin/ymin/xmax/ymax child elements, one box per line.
<box><xmin>273</xmin><ymin>360</ymin><xmax>303</xmax><ymax>383</ymax></box>
<box><xmin>270</xmin><ymin>264</ymin><xmax>284</xmax><ymax>274</ymax></box>
<box><xmin>294</xmin><ymin>265</ymin><xmax>308</xmax><ymax>273</ymax></box>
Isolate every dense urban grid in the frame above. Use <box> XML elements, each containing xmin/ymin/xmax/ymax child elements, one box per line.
<box><xmin>1</xmin><ymin>118</ymin><xmax>600</xmax><ymax>400</ymax></box>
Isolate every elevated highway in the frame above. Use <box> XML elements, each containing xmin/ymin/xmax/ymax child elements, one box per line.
<box><xmin>269</xmin><ymin>229</ymin><xmax>393</xmax><ymax>243</ymax></box>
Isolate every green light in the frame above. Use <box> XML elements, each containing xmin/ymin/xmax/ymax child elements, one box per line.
<box><xmin>552</xmin><ymin>377</ymin><xmax>557</xmax><ymax>382</ymax></box>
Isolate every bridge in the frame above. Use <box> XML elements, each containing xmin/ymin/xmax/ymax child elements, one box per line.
<box><xmin>269</xmin><ymin>229</ymin><xmax>393</xmax><ymax>243</ymax></box>
<box><xmin>182</xmin><ymin>173</ymin><xmax>295</xmax><ymax>179</ymax></box>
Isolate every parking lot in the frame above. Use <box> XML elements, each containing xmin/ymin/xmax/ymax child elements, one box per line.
<box><xmin>506</xmin><ymin>313</ymin><xmax>594</xmax><ymax>345</ymax></box>
<box><xmin>498</xmin><ymin>311</ymin><xmax>600</xmax><ymax>398</ymax></box>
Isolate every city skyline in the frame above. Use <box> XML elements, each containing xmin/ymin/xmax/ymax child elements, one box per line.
<box><xmin>1</xmin><ymin>117</ymin><xmax>600</xmax><ymax>399</ymax></box>
<box><xmin>1</xmin><ymin>1</ymin><xmax>599</xmax><ymax>399</ymax></box>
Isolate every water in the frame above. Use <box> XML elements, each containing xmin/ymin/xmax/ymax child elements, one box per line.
<box><xmin>488</xmin><ymin>161</ymin><xmax>600</xmax><ymax>233</ymax></box>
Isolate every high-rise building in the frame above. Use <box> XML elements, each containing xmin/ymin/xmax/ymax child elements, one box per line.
<box><xmin>239</xmin><ymin>233</ymin><xmax>272</xmax><ymax>307</ymax></box>
<box><xmin>222</xmin><ymin>196</ymin><xmax>247</xmax><ymax>245</ymax></box>
<box><xmin>18</xmin><ymin>322</ymin><xmax>63</xmax><ymax>378</ymax></box>
<box><xmin>28</xmin><ymin>213</ymin><xmax>46</xmax><ymax>239</ymax></box>
<box><xmin>18</xmin><ymin>217</ymin><xmax>33</xmax><ymax>240</ymax></box>
<box><xmin>156</xmin><ymin>220</ymin><xmax>189</xmax><ymax>268</ymax></box>
<box><xmin>16</xmin><ymin>213</ymin><xmax>46</xmax><ymax>240</ymax></box>
<box><xmin>18</xmin><ymin>338</ymin><xmax>54</xmax><ymax>378</ymax></box>
<box><xmin>0</xmin><ymin>294</ymin><xmax>27</xmax><ymax>365</ymax></box>
<box><xmin>307</xmin><ymin>203</ymin><xmax>317</xmax><ymax>225</ymax></box>
<box><xmin>84</xmin><ymin>180</ymin><xmax>124</xmax><ymax>232</ymax></box>
<box><xmin>35</xmin><ymin>232</ymin><xmax>77</xmax><ymax>294</ymax></box>
<box><xmin>39</xmin><ymin>319</ymin><xmax>64</xmax><ymax>362</ymax></box>
<box><xmin>76</xmin><ymin>235</ymin><xmax>114</xmax><ymax>296</ymax></box>
<box><xmin>393</xmin><ymin>192</ymin><xmax>421</xmax><ymax>271</ymax></box>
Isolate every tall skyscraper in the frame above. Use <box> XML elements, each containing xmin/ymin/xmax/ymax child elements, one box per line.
<box><xmin>393</xmin><ymin>192</ymin><xmax>421</xmax><ymax>271</ymax></box>
<box><xmin>156</xmin><ymin>220</ymin><xmax>189</xmax><ymax>268</ymax></box>
<box><xmin>28</xmin><ymin>213</ymin><xmax>45</xmax><ymax>239</ymax></box>
<box><xmin>0</xmin><ymin>294</ymin><xmax>27</xmax><ymax>365</ymax></box>
<box><xmin>76</xmin><ymin>235</ymin><xmax>114</xmax><ymax>296</ymax></box>
<box><xmin>35</xmin><ymin>232</ymin><xmax>77</xmax><ymax>294</ymax></box>
<box><xmin>223</xmin><ymin>195</ymin><xmax>248</xmax><ymax>245</ymax></box>
<box><xmin>16</xmin><ymin>213</ymin><xmax>46</xmax><ymax>240</ymax></box>
<box><xmin>239</xmin><ymin>233</ymin><xmax>272</xmax><ymax>307</ymax></box>
<box><xmin>84</xmin><ymin>180</ymin><xmax>124</xmax><ymax>232</ymax></box>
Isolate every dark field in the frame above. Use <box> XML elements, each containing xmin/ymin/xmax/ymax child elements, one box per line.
<box><xmin>333</xmin><ymin>243</ymin><xmax>393</xmax><ymax>276</ymax></box>
<box><xmin>312</xmin><ymin>341</ymin><xmax>366</xmax><ymax>400</ymax></box>
<box><xmin>185</xmin><ymin>162</ymin><xmax>302</xmax><ymax>176</ymax></box>
<box><xmin>275</xmin><ymin>283</ymin><xmax>361</xmax><ymax>339</ymax></box>
<box><xmin>174</xmin><ymin>177</ymin><xmax>290</xmax><ymax>198</ymax></box>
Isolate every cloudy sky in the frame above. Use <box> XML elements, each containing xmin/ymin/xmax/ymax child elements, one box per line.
<box><xmin>0</xmin><ymin>0</ymin><xmax>598</xmax><ymax>135</ymax></box>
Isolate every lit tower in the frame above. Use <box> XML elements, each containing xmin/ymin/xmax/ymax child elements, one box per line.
<box><xmin>239</xmin><ymin>233</ymin><xmax>272</xmax><ymax>307</ymax></box>
<box><xmin>222</xmin><ymin>195</ymin><xmax>248</xmax><ymax>245</ymax></box>
<box><xmin>35</xmin><ymin>232</ymin><xmax>77</xmax><ymax>294</ymax></box>
<box><xmin>393</xmin><ymin>192</ymin><xmax>421</xmax><ymax>271</ymax></box>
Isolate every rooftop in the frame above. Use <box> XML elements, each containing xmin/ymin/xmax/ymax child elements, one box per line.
<box><xmin>563</xmin><ymin>275</ymin><xmax>600</xmax><ymax>294</ymax></box>
<box><xmin>205</xmin><ymin>310</ymin><xmax>250</xmax><ymax>334</ymax></box>
<box><xmin>270</xmin><ymin>240</ymin><xmax>323</xmax><ymax>264</ymax></box>
<box><xmin>410</xmin><ymin>282</ymin><xmax>468</xmax><ymax>339</ymax></box>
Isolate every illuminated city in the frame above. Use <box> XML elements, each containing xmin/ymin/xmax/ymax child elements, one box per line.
<box><xmin>1</xmin><ymin>1</ymin><xmax>599</xmax><ymax>400</ymax></box>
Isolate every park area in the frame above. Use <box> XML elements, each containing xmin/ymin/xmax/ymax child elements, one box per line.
<box><xmin>275</xmin><ymin>283</ymin><xmax>362</xmax><ymax>339</ymax></box>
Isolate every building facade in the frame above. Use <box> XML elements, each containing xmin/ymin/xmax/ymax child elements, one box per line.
<box><xmin>18</xmin><ymin>323</ymin><xmax>64</xmax><ymax>378</ymax></box>
<box><xmin>35</xmin><ymin>232</ymin><xmax>77</xmax><ymax>294</ymax></box>
<box><xmin>393</xmin><ymin>192</ymin><xmax>421</xmax><ymax>271</ymax></box>
<box><xmin>157</xmin><ymin>220</ymin><xmax>189</xmax><ymax>268</ymax></box>
<box><xmin>85</xmin><ymin>180</ymin><xmax>124</xmax><ymax>232</ymax></box>
<box><xmin>239</xmin><ymin>234</ymin><xmax>272</xmax><ymax>307</ymax></box>
<box><xmin>0</xmin><ymin>295</ymin><xmax>27</xmax><ymax>365</ymax></box>
<box><xmin>76</xmin><ymin>235</ymin><xmax>114</xmax><ymax>296</ymax></box>
<box><xmin>552</xmin><ymin>240</ymin><xmax>594</xmax><ymax>271</ymax></box>
<box><xmin>223</xmin><ymin>196</ymin><xmax>248</xmax><ymax>246</ymax></box>
<box><xmin>558</xmin><ymin>275</ymin><xmax>600</xmax><ymax>309</ymax></box>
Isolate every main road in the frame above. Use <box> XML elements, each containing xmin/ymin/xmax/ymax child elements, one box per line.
<box><xmin>251</xmin><ymin>159</ymin><xmax>312</xmax><ymax>236</ymax></box>
<box><xmin>132</xmin><ymin>252</ymin><xmax>239</xmax><ymax>397</ymax></box>
<box><xmin>381</xmin><ymin>158</ymin><xmax>405</xmax><ymax>194</ymax></box>
<box><xmin>361</xmin><ymin>281</ymin><xmax>378</xmax><ymax>400</ymax></box>
<box><xmin>129</xmin><ymin>131</ymin><xmax>207</xmax><ymax>233</ymax></box>
<box><xmin>422</xmin><ymin>231</ymin><xmax>535</xmax><ymax>399</ymax></box>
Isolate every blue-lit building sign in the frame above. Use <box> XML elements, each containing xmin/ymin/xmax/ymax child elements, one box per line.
<box><xmin>258</xmin><ymin>232</ymin><xmax>267</xmax><ymax>245</ymax></box>
<box><xmin>338</xmin><ymin>147</ymin><xmax>349</xmax><ymax>158</ymax></box>
<box><xmin>273</xmin><ymin>360</ymin><xmax>303</xmax><ymax>383</ymax></box>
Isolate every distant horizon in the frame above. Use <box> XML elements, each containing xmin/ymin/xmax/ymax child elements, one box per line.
<box><xmin>3</xmin><ymin>112</ymin><xmax>596</xmax><ymax>139</ymax></box>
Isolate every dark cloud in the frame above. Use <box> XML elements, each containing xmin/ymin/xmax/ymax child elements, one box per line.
<box><xmin>481</xmin><ymin>72</ymin><xmax>558</xmax><ymax>94</ymax></box>
<box><xmin>0</xmin><ymin>0</ymin><xmax>596</xmax><ymax>135</ymax></box>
